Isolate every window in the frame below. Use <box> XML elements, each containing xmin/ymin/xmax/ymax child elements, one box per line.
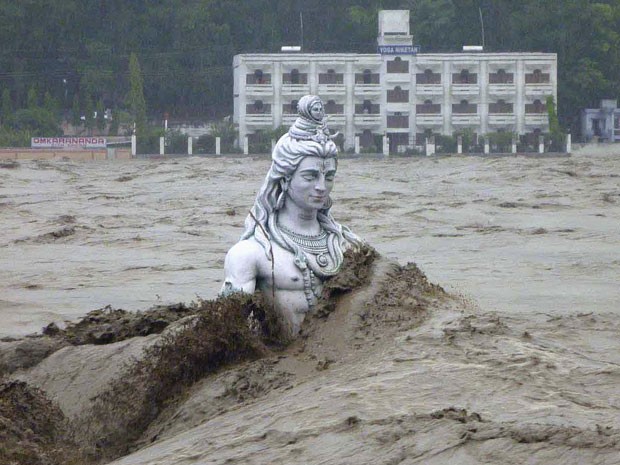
<box><xmin>291</xmin><ymin>99</ymin><xmax>298</xmax><ymax>113</ymax></box>
<box><xmin>363</xmin><ymin>100</ymin><xmax>371</xmax><ymax>113</ymax></box>
<box><xmin>453</xmin><ymin>100</ymin><xmax>477</xmax><ymax>114</ymax></box>
<box><xmin>417</xmin><ymin>69</ymin><xmax>441</xmax><ymax>85</ymax></box>
<box><xmin>291</xmin><ymin>69</ymin><xmax>300</xmax><ymax>84</ymax></box>
<box><xmin>363</xmin><ymin>69</ymin><xmax>372</xmax><ymax>84</ymax></box>
<box><xmin>254</xmin><ymin>69</ymin><xmax>263</xmax><ymax>84</ymax></box>
<box><xmin>460</xmin><ymin>70</ymin><xmax>470</xmax><ymax>84</ymax></box>
<box><xmin>387</xmin><ymin>86</ymin><xmax>408</xmax><ymax>103</ymax></box>
<box><xmin>453</xmin><ymin>69</ymin><xmax>477</xmax><ymax>84</ymax></box>
<box><xmin>387</xmin><ymin>57</ymin><xmax>409</xmax><ymax>73</ymax></box>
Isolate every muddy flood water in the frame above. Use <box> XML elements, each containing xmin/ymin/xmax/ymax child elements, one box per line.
<box><xmin>2</xmin><ymin>145</ymin><xmax>620</xmax><ymax>464</ymax></box>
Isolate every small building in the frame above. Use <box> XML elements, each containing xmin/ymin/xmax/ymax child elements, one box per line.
<box><xmin>581</xmin><ymin>99</ymin><xmax>620</xmax><ymax>142</ymax></box>
<box><xmin>233</xmin><ymin>10</ymin><xmax>557</xmax><ymax>152</ymax></box>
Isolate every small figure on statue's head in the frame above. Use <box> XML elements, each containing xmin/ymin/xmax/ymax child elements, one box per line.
<box><xmin>221</xmin><ymin>95</ymin><xmax>363</xmax><ymax>337</ymax></box>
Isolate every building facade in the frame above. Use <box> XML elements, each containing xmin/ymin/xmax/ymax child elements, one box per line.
<box><xmin>233</xmin><ymin>10</ymin><xmax>557</xmax><ymax>152</ymax></box>
<box><xmin>581</xmin><ymin>100</ymin><xmax>620</xmax><ymax>142</ymax></box>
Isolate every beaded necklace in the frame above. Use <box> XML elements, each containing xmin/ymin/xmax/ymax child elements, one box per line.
<box><xmin>279</xmin><ymin>223</ymin><xmax>330</xmax><ymax>267</ymax></box>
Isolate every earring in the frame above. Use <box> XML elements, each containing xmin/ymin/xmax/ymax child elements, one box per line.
<box><xmin>275</xmin><ymin>192</ymin><xmax>285</xmax><ymax>210</ymax></box>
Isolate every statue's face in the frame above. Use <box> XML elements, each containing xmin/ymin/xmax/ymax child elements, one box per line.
<box><xmin>309</xmin><ymin>101</ymin><xmax>324</xmax><ymax>121</ymax></box>
<box><xmin>286</xmin><ymin>156</ymin><xmax>336</xmax><ymax>212</ymax></box>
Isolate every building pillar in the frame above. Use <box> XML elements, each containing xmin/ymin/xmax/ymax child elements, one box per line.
<box><xmin>566</xmin><ymin>133</ymin><xmax>572</xmax><ymax>153</ymax></box>
<box><xmin>484</xmin><ymin>137</ymin><xmax>490</xmax><ymax>154</ymax></box>
<box><xmin>480</xmin><ymin>60</ymin><xmax>489</xmax><ymax>136</ymax></box>
<box><xmin>409</xmin><ymin>55</ymin><xmax>417</xmax><ymax>147</ymax></box>
<box><xmin>516</xmin><ymin>59</ymin><xmax>525</xmax><ymax>135</ymax></box>
<box><xmin>538</xmin><ymin>135</ymin><xmax>545</xmax><ymax>154</ymax></box>
<box><xmin>243</xmin><ymin>136</ymin><xmax>249</xmax><ymax>155</ymax></box>
<box><xmin>131</xmin><ymin>135</ymin><xmax>136</xmax><ymax>156</ymax></box>
<box><xmin>344</xmin><ymin>60</ymin><xmax>355</xmax><ymax>150</ymax></box>
<box><xmin>457</xmin><ymin>135</ymin><xmax>463</xmax><ymax>154</ymax></box>
<box><xmin>238</xmin><ymin>61</ymin><xmax>248</xmax><ymax>149</ymax></box>
<box><xmin>188</xmin><ymin>136</ymin><xmax>193</xmax><ymax>155</ymax></box>
<box><xmin>216</xmin><ymin>137</ymin><xmax>221</xmax><ymax>155</ymax></box>
<box><xmin>383</xmin><ymin>135</ymin><xmax>389</xmax><ymax>156</ymax></box>
<box><xmin>426</xmin><ymin>136</ymin><xmax>435</xmax><ymax>156</ymax></box>
<box><xmin>159</xmin><ymin>137</ymin><xmax>164</xmax><ymax>155</ymax></box>
<box><xmin>273</xmin><ymin>62</ymin><xmax>282</xmax><ymax>128</ymax></box>
<box><xmin>355</xmin><ymin>136</ymin><xmax>360</xmax><ymax>154</ymax></box>
<box><xmin>309</xmin><ymin>61</ymin><xmax>317</xmax><ymax>95</ymax></box>
<box><xmin>512</xmin><ymin>135</ymin><xmax>518</xmax><ymax>154</ymax></box>
<box><xmin>443</xmin><ymin>61</ymin><xmax>452</xmax><ymax>136</ymax></box>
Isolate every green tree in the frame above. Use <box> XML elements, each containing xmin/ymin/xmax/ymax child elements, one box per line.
<box><xmin>1</xmin><ymin>88</ymin><xmax>11</xmax><ymax>123</ymax></box>
<box><xmin>127</xmin><ymin>52</ymin><xmax>147</xmax><ymax>134</ymax></box>
<box><xmin>96</xmin><ymin>99</ymin><xmax>106</xmax><ymax>132</ymax></box>
<box><xmin>43</xmin><ymin>91</ymin><xmax>58</xmax><ymax>115</ymax></box>
<box><xmin>84</xmin><ymin>95</ymin><xmax>95</xmax><ymax>134</ymax></box>
<box><xmin>71</xmin><ymin>94</ymin><xmax>81</xmax><ymax>127</ymax></box>
<box><xmin>27</xmin><ymin>87</ymin><xmax>38</xmax><ymax>109</ymax></box>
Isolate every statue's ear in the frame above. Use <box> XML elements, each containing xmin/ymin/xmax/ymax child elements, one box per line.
<box><xmin>280</xmin><ymin>178</ymin><xmax>289</xmax><ymax>192</ymax></box>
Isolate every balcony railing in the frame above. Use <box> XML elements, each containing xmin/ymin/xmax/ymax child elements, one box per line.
<box><xmin>525</xmin><ymin>114</ymin><xmax>549</xmax><ymax>126</ymax></box>
<box><xmin>354</xmin><ymin>114</ymin><xmax>382</xmax><ymax>126</ymax></box>
<box><xmin>387</xmin><ymin>115</ymin><xmax>409</xmax><ymax>128</ymax></box>
<box><xmin>281</xmin><ymin>84</ymin><xmax>311</xmax><ymax>94</ymax></box>
<box><xmin>416</xmin><ymin>115</ymin><xmax>443</xmax><ymax>126</ymax></box>
<box><xmin>452</xmin><ymin>115</ymin><xmax>481</xmax><ymax>125</ymax></box>
<box><xmin>452</xmin><ymin>84</ymin><xmax>480</xmax><ymax>95</ymax></box>
<box><xmin>489</xmin><ymin>115</ymin><xmax>516</xmax><ymax>126</ymax></box>
<box><xmin>416</xmin><ymin>84</ymin><xmax>443</xmax><ymax>95</ymax></box>
<box><xmin>488</xmin><ymin>84</ymin><xmax>516</xmax><ymax>95</ymax></box>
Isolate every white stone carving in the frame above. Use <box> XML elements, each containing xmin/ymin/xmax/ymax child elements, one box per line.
<box><xmin>222</xmin><ymin>95</ymin><xmax>362</xmax><ymax>337</ymax></box>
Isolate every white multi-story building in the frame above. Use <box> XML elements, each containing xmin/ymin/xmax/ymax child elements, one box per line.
<box><xmin>233</xmin><ymin>10</ymin><xmax>557</xmax><ymax>152</ymax></box>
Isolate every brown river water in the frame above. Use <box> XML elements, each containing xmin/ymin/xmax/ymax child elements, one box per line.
<box><xmin>2</xmin><ymin>145</ymin><xmax>620</xmax><ymax>464</ymax></box>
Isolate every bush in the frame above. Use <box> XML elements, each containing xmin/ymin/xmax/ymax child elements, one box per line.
<box><xmin>488</xmin><ymin>132</ymin><xmax>515</xmax><ymax>153</ymax></box>
<box><xmin>0</xmin><ymin>126</ymin><xmax>32</xmax><ymax>147</ymax></box>
<box><xmin>7</xmin><ymin>108</ymin><xmax>61</xmax><ymax>135</ymax></box>
<box><xmin>195</xmin><ymin>133</ymin><xmax>215</xmax><ymax>153</ymax></box>
<box><xmin>136</xmin><ymin>126</ymin><xmax>164</xmax><ymax>155</ymax></box>
<box><xmin>164</xmin><ymin>129</ymin><xmax>188</xmax><ymax>154</ymax></box>
<box><xmin>436</xmin><ymin>134</ymin><xmax>457</xmax><ymax>154</ymax></box>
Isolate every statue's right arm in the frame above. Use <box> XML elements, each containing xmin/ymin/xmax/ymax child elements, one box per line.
<box><xmin>220</xmin><ymin>240</ymin><xmax>261</xmax><ymax>296</ymax></box>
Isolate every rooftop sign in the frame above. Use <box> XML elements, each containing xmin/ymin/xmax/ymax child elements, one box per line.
<box><xmin>378</xmin><ymin>45</ymin><xmax>420</xmax><ymax>55</ymax></box>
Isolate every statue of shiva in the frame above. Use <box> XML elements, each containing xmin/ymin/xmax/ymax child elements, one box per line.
<box><xmin>221</xmin><ymin>95</ymin><xmax>363</xmax><ymax>337</ymax></box>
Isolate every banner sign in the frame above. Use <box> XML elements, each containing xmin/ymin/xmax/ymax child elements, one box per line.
<box><xmin>378</xmin><ymin>45</ymin><xmax>420</xmax><ymax>55</ymax></box>
<box><xmin>31</xmin><ymin>137</ymin><xmax>107</xmax><ymax>149</ymax></box>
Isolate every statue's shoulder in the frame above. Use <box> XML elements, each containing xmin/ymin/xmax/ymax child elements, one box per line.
<box><xmin>225</xmin><ymin>237</ymin><xmax>264</xmax><ymax>264</ymax></box>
